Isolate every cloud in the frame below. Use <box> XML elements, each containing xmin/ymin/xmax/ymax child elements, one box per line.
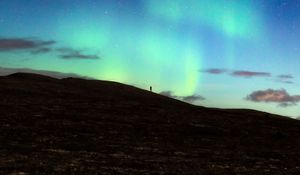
<box><xmin>296</xmin><ymin>117</ymin><xmax>300</xmax><ymax>120</ymax></box>
<box><xmin>201</xmin><ymin>68</ymin><xmax>296</xmax><ymax>84</ymax></box>
<box><xmin>159</xmin><ymin>91</ymin><xmax>178</xmax><ymax>98</ymax></box>
<box><xmin>277</xmin><ymin>74</ymin><xmax>293</xmax><ymax>79</ymax></box>
<box><xmin>277</xmin><ymin>80</ymin><xmax>294</xmax><ymax>84</ymax></box>
<box><xmin>200</xmin><ymin>68</ymin><xmax>272</xmax><ymax>78</ymax></box>
<box><xmin>232</xmin><ymin>71</ymin><xmax>271</xmax><ymax>78</ymax></box>
<box><xmin>0</xmin><ymin>37</ymin><xmax>101</xmax><ymax>60</ymax></box>
<box><xmin>278</xmin><ymin>102</ymin><xmax>296</xmax><ymax>107</ymax></box>
<box><xmin>61</xmin><ymin>52</ymin><xmax>100</xmax><ymax>59</ymax></box>
<box><xmin>182</xmin><ymin>95</ymin><xmax>205</xmax><ymax>103</ymax></box>
<box><xmin>160</xmin><ymin>91</ymin><xmax>205</xmax><ymax>104</ymax></box>
<box><xmin>57</xmin><ymin>48</ymin><xmax>100</xmax><ymax>60</ymax></box>
<box><xmin>276</xmin><ymin>74</ymin><xmax>294</xmax><ymax>84</ymax></box>
<box><xmin>0</xmin><ymin>38</ymin><xmax>55</xmax><ymax>51</ymax></box>
<box><xmin>0</xmin><ymin>67</ymin><xmax>92</xmax><ymax>79</ymax></box>
<box><xmin>199</xmin><ymin>68</ymin><xmax>227</xmax><ymax>74</ymax></box>
<box><xmin>31</xmin><ymin>47</ymin><xmax>52</xmax><ymax>54</ymax></box>
<box><xmin>246</xmin><ymin>89</ymin><xmax>300</xmax><ymax>107</ymax></box>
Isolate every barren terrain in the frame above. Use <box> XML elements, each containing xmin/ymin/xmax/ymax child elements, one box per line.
<box><xmin>0</xmin><ymin>73</ymin><xmax>299</xmax><ymax>175</ymax></box>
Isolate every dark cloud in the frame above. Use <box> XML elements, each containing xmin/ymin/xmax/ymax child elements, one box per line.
<box><xmin>246</xmin><ymin>89</ymin><xmax>300</xmax><ymax>107</ymax></box>
<box><xmin>57</xmin><ymin>48</ymin><xmax>100</xmax><ymax>60</ymax></box>
<box><xmin>201</xmin><ymin>68</ymin><xmax>297</xmax><ymax>85</ymax></box>
<box><xmin>277</xmin><ymin>74</ymin><xmax>293</xmax><ymax>79</ymax></box>
<box><xmin>31</xmin><ymin>47</ymin><xmax>52</xmax><ymax>54</ymax></box>
<box><xmin>278</xmin><ymin>102</ymin><xmax>296</xmax><ymax>108</ymax></box>
<box><xmin>0</xmin><ymin>38</ymin><xmax>55</xmax><ymax>51</ymax></box>
<box><xmin>0</xmin><ymin>38</ymin><xmax>101</xmax><ymax>60</ymax></box>
<box><xmin>276</xmin><ymin>74</ymin><xmax>294</xmax><ymax>84</ymax></box>
<box><xmin>159</xmin><ymin>91</ymin><xmax>178</xmax><ymax>99</ymax></box>
<box><xmin>0</xmin><ymin>67</ymin><xmax>92</xmax><ymax>79</ymax></box>
<box><xmin>160</xmin><ymin>91</ymin><xmax>205</xmax><ymax>104</ymax></box>
<box><xmin>61</xmin><ymin>52</ymin><xmax>100</xmax><ymax>59</ymax></box>
<box><xmin>277</xmin><ymin>80</ymin><xmax>294</xmax><ymax>84</ymax></box>
<box><xmin>232</xmin><ymin>71</ymin><xmax>271</xmax><ymax>78</ymax></box>
<box><xmin>200</xmin><ymin>68</ymin><xmax>227</xmax><ymax>74</ymax></box>
<box><xmin>200</xmin><ymin>68</ymin><xmax>272</xmax><ymax>78</ymax></box>
<box><xmin>182</xmin><ymin>95</ymin><xmax>205</xmax><ymax>103</ymax></box>
<box><xmin>296</xmin><ymin>117</ymin><xmax>300</xmax><ymax>120</ymax></box>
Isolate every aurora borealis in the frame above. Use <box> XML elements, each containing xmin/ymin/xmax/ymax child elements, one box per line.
<box><xmin>0</xmin><ymin>0</ymin><xmax>300</xmax><ymax>118</ymax></box>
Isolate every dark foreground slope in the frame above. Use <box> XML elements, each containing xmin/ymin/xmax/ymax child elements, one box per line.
<box><xmin>0</xmin><ymin>73</ymin><xmax>300</xmax><ymax>175</ymax></box>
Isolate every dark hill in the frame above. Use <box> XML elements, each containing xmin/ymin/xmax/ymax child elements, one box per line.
<box><xmin>6</xmin><ymin>72</ymin><xmax>58</xmax><ymax>81</ymax></box>
<box><xmin>0</xmin><ymin>73</ymin><xmax>299</xmax><ymax>175</ymax></box>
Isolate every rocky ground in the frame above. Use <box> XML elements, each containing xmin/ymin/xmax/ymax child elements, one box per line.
<box><xmin>0</xmin><ymin>73</ymin><xmax>299</xmax><ymax>175</ymax></box>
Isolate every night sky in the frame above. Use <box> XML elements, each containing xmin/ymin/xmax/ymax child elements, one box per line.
<box><xmin>0</xmin><ymin>0</ymin><xmax>300</xmax><ymax>118</ymax></box>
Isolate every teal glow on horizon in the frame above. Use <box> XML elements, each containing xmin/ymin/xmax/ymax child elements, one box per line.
<box><xmin>0</xmin><ymin>0</ymin><xmax>300</xmax><ymax>118</ymax></box>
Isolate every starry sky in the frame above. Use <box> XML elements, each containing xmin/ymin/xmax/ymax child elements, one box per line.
<box><xmin>0</xmin><ymin>0</ymin><xmax>300</xmax><ymax>118</ymax></box>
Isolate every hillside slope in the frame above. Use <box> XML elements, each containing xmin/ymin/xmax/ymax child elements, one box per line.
<box><xmin>0</xmin><ymin>73</ymin><xmax>300</xmax><ymax>175</ymax></box>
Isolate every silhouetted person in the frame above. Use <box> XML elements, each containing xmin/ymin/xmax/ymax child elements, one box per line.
<box><xmin>150</xmin><ymin>86</ymin><xmax>152</xmax><ymax>92</ymax></box>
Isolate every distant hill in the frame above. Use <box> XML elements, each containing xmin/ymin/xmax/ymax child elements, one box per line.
<box><xmin>0</xmin><ymin>72</ymin><xmax>299</xmax><ymax>175</ymax></box>
<box><xmin>7</xmin><ymin>72</ymin><xmax>58</xmax><ymax>81</ymax></box>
